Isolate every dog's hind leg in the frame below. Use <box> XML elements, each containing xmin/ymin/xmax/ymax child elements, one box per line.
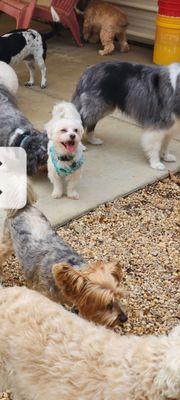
<box><xmin>34</xmin><ymin>54</ymin><xmax>47</xmax><ymax>89</ymax></box>
<box><xmin>118</xmin><ymin>29</ymin><xmax>129</xmax><ymax>53</ymax></box>
<box><xmin>99</xmin><ymin>27</ymin><xmax>115</xmax><ymax>56</ymax></box>
<box><xmin>24</xmin><ymin>59</ymin><xmax>35</xmax><ymax>87</ymax></box>
<box><xmin>141</xmin><ymin>129</ymin><xmax>167</xmax><ymax>170</ymax></box>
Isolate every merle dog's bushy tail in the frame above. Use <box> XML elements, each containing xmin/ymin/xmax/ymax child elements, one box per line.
<box><xmin>6</xmin><ymin>180</ymin><xmax>37</xmax><ymax>219</ymax></box>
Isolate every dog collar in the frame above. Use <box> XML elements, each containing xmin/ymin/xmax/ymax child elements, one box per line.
<box><xmin>58</xmin><ymin>154</ymin><xmax>75</xmax><ymax>162</ymax></box>
<box><xmin>49</xmin><ymin>144</ymin><xmax>84</xmax><ymax>177</ymax></box>
<box><xmin>12</xmin><ymin>131</ymin><xmax>30</xmax><ymax>147</ymax></box>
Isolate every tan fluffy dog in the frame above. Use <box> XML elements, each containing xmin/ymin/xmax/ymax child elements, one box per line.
<box><xmin>83</xmin><ymin>0</ymin><xmax>129</xmax><ymax>55</ymax></box>
<box><xmin>0</xmin><ymin>285</ymin><xmax>180</xmax><ymax>400</ymax></box>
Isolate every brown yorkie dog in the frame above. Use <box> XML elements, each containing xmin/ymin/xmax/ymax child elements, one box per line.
<box><xmin>82</xmin><ymin>0</ymin><xmax>129</xmax><ymax>55</ymax></box>
<box><xmin>0</xmin><ymin>181</ymin><xmax>128</xmax><ymax>328</ymax></box>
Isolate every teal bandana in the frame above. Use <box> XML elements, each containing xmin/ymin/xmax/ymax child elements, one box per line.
<box><xmin>49</xmin><ymin>144</ymin><xmax>84</xmax><ymax>177</ymax></box>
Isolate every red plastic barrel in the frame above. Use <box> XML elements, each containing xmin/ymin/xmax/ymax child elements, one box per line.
<box><xmin>158</xmin><ymin>0</ymin><xmax>180</xmax><ymax>17</ymax></box>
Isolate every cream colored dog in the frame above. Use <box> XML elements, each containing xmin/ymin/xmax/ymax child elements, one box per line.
<box><xmin>45</xmin><ymin>101</ymin><xmax>84</xmax><ymax>200</ymax></box>
<box><xmin>0</xmin><ymin>285</ymin><xmax>179</xmax><ymax>400</ymax></box>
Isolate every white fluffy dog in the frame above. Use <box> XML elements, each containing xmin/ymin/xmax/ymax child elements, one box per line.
<box><xmin>0</xmin><ymin>285</ymin><xmax>180</xmax><ymax>400</ymax></box>
<box><xmin>0</xmin><ymin>61</ymin><xmax>18</xmax><ymax>94</ymax></box>
<box><xmin>45</xmin><ymin>101</ymin><xmax>84</xmax><ymax>200</ymax></box>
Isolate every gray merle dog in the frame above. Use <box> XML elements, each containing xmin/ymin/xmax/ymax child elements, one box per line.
<box><xmin>0</xmin><ymin>84</ymin><xmax>48</xmax><ymax>175</ymax></box>
<box><xmin>72</xmin><ymin>61</ymin><xmax>180</xmax><ymax>170</ymax></box>
<box><xmin>0</xmin><ymin>181</ymin><xmax>128</xmax><ymax>328</ymax></box>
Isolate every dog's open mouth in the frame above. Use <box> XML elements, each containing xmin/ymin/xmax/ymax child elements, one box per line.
<box><xmin>61</xmin><ymin>140</ymin><xmax>76</xmax><ymax>153</ymax></box>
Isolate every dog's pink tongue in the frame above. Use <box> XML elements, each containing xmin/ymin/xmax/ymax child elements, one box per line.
<box><xmin>67</xmin><ymin>143</ymin><xmax>75</xmax><ymax>153</ymax></box>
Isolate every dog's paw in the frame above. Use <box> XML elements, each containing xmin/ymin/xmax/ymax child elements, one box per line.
<box><xmin>99</xmin><ymin>49</ymin><xmax>109</xmax><ymax>56</ymax></box>
<box><xmin>25</xmin><ymin>81</ymin><xmax>34</xmax><ymax>87</ymax></box>
<box><xmin>40</xmin><ymin>83</ymin><xmax>47</xmax><ymax>89</ymax></box>
<box><xmin>52</xmin><ymin>191</ymin><xmax>63</xmax><ymax>199</ymax></box>
<box><xmin>81</xmin><ymin>143</ymin><xmax>87</xmax><ymax>151</ymax></box>
<box><xmin>120</xmin><ymin>43</ymin><xmax>130</xmax><ymax>53</ymax></box>
<box><xmin>150</xmin><ymin>161</ymin><xmax>166</xmax><ymax>171</ymax></box>
<box><xmin>67</xmin><ymin>191</ymin><xmax>80</xmax><ymax>200</ymax></box>
<box><xmin>114</xmin><ymin>326</ymin><xmax>123</xmax><ymax>334</ymax></box>
<box><xmin>162</xmin><ymin>153</ymin><xmax>176</xmax><ymax>162</ymax></box>
<box><xmin>88</xmin><ymin>137</ymin><xmax>103</xmax><ymax>145</ymax></box>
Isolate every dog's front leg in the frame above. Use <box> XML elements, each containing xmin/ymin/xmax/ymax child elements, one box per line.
<box><xmin>86</xmin><ymin>126</ymin><xmax>103</xmax><ymax>145</ymax></box>
<box><xmin>66</xmin><ymin>169</ymin><xmax>82</xmax><ymax>200</ymax></box>
<box><xmin>48</xmin><ymin>158</ymin><xmax>63</xmax><ymax>198</ymax></box>
<box><xmin>51</xmin><ymin>175</ymin><xmax>63</xmax><ymax>199</ymax></box>
<box><xmin>99</xmin><ymin>28</ymin><xmax>115</xmax><ymax>56</ymax></box>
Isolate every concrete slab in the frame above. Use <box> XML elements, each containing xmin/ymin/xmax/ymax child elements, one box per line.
<box><xmin>0</xmin><ymin>15</ymin><xmax>179</xmax><ymax>229</ymax></box>
<box><xmin>33</xmin><ymin>119</ymin><xmax>180</xmax><ymax>226</ymax></box>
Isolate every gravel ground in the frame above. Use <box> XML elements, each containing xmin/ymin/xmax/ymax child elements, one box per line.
<box><xmin>0</xmin><ymin>176</ymin><xmax>180</xmax><ymax>398</ymax></box>
<box><xmin>1</xmin><ymin>175</ymin><xmax>179</xmax><ymax>334</ymax></box>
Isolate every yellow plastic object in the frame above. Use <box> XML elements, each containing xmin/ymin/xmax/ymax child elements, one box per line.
<box><xmin>153</xmin><ymin>14</ymin><xmax>180</xmax><ymax>64</ymax></box>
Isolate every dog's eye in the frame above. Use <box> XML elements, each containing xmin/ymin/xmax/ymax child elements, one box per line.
<box><xmin>107</xmin><ymin>303</ymin><xmax>113</xmax><ymax>311</ymax></box>
<box><xmin>74</xmin><ymin>129</ymin><xmax>78</xmax><ymax>133</ymax></box>
<box><xmin>61</xmin><ymin>129</ymin><xmax>67</xmax><ymax>132</ymax></box>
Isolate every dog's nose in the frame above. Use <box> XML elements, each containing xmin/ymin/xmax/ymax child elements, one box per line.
<box><xmin>118</xmin><ymin>311</ymin><xmax>128</xmax><ymax>323</ymax></box>
<box><xmin>70</xmin><ymin>134</ymin><xmax>76</xmax><ymax>140</ymax></box>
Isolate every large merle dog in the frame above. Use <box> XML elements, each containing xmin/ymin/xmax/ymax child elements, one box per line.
<box><xmin>72</xmin><ymin>61</ymin><xmax>180</xmax><ymax>170</ymax></box>
<box><xmin>0</xmin><ymin>62</ymin><xmax>48</xmax><ymax>175</ymax></box>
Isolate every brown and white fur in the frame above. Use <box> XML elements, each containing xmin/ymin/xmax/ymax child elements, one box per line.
<box><xmin>0</xmin><ymin>182</ymin><xmax>128</xmax><ymax>328</ymax></box>
<box><xmin>82</xmin><ymin>0</ymin><xmax>129</xmax><ymax>55</ymax></box>
<box><xmin>0</xmin><ymin>285</ymin><xmax>179</xmax><ymax>400</ymax></box>
<box><xmin>45</xmin><ymin>101</ymin><xmax>84</xmax><ymax>200</ymax></box>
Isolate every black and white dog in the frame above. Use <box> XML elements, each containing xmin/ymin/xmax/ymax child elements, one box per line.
<box><xmin>73</xmin><ymin>61</ymin><xmax>180</xmax><ymax>170</ymax></box>
<box><xmin>0</xmin><ymin>28</ymin><xmax>56</xmax><ymax>88</ymax></box>
<box><xmin>0</xmin><ymin>62</ymin><xmax>48</xmax><ymax>175</ymax></box>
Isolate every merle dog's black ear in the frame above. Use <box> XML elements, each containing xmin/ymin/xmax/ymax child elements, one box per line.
<box><xmin>21</xmin><ymin>131</ymin><xmax>48</xmax><ymax>175</ymax></box>
<box><xmin>35</xmin><ymin>131</ymin><xmax>48</xmax><ymax>164</ymax></box>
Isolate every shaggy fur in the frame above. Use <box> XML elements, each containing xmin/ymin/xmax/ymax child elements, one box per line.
<box><xmin>0</xmin><ymin>183</ymin><xmax>127</xmax><ymax>327</ymax></box>
<box><xmin>0</xmin><ymin>27</ymin><xmax>57</xmax><ymax>88</ymax></box>
<box><xmin>0</xmin><ymin>64</ymin><xmax>48</xmax><ymax>175</ymax></box>
<box><xmin>83</xmin><ymin>0</ymin><xmax>129</xmax><ymax>55</ymax></box>
<box><xmin>45</xmin><ymin>101</ymin><xmax>84</xmax><ymax>199</ymax></box>
<box><xmin>0</xmin><ymin>285</ymin><xmax>179</xmax><ymax>400</ymax></box>
<box><xmin>73</xmin><ymin>61</ymin><xmax>180</xmax><ymax>170</ymax></box>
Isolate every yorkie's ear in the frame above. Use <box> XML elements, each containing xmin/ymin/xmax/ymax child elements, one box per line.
<box><xmin>52</xmin><ymin>263</ymin><xmax>85</xmax><ymax>302</ymax></box>
<box><xmin>110</xmin><ymin>261</ymin><xmax>123</xmax><ymax>283</ymax></box>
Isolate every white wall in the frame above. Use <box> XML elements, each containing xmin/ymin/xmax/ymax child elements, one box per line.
<box><xmin>107</xmin><ymin>0</ymin><xmax>158</xmax><ymax>44</ymax></box>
